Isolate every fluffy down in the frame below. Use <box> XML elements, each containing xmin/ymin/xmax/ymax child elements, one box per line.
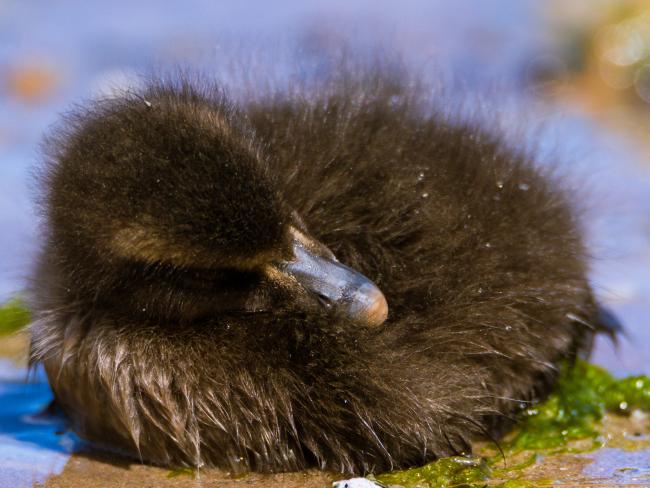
<box><xmin>30</xmin><ymin>76</ymin><xmax>598</xmax><ymax>475</ymax></box>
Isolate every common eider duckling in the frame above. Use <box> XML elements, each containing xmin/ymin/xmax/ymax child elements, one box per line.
<box><xmin>29</xmin><ymin>76</ymin><xmax>610</xmax><ymax>475</ymax></box>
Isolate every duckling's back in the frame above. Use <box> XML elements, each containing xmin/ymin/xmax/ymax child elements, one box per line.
<box><xmin>249</xmin><ymin>80</ymin><xmax>597</xmax><ymax>405</ymax></box>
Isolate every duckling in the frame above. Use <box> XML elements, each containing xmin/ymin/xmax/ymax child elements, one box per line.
<box><xmin>29</xmin><ymin>76</ymin><xmax>608</xmax><ymax>475</ymax></box>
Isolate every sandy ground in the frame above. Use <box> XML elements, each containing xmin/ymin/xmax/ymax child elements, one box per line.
<box><xmin>41</xmin><ymin>457</ymin><xmax>337</xmax><ymax>488</ymax></box>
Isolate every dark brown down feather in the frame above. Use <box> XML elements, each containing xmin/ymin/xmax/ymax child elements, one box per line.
<box><xmin>29</xmin><ymin>75</ymin><xmax>601</xmax><ymax>475</ymax></box>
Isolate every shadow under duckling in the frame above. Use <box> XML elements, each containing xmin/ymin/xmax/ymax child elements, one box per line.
<box><xmin>29</xmin><ymin>75</ymin><xmax>612</xmax><ymax>475</ymax></box>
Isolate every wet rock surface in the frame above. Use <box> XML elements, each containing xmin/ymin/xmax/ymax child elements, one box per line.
<box><xmin>1</xmin><ymin>1</ymin><xmax>649</xmax><ymax>486</ymax></box>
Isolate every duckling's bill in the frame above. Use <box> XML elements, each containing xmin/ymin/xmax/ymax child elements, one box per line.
<box><xmin>274</xmin><ymin>233</ymin><xmax>388</xmax><ymax>327</ymax></box>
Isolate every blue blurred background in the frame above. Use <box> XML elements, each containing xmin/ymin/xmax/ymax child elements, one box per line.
<box><xmin>1</xmin><ymin>0</ymin><xmax>649</xmax><ymax>371</ymax></box>
<box><xmin>1</xmin><ymin>1</ymin><xmax>650</xmax><ymax>485</ymax></box>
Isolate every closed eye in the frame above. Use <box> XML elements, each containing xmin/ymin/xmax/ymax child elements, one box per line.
<box><xmin>315</xmin><ymin>293</ymin><xmax>334</xmax><ymax>310</ymax></box>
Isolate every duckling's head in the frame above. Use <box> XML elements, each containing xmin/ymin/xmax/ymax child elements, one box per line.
<box><xmin>41</xmin><ymin>82</ymin><xmax>388</xmax><ymax>327</ymax></box>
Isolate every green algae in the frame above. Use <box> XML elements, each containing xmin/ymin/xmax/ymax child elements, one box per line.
<box><xmin>375</xmin><ymin>454</ymin><xmax>539</xmax><ymax>488</ymax></box>
<box><xmin>0</xmin><ymin>297</ymin><xmax>31</xmax><ymax>335</ymax></box>
<box><xmin>377</xmin><ymin>456</ymin><xmax>490</xmax><ymax>487</ymax></box>
<box><xmin>505</xmin><ymin>360</ymin><xmax>650</xmax><ymax>453</ymax></box>
<box><xmin>167</xmin><ymin>466</ymin><xmax>197</xmax><ymax>478</ymax></box>
<box><xmin>376</xmin><ymin>360</ymin><xmax>650</xmax><ymax>487</ymax></box>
